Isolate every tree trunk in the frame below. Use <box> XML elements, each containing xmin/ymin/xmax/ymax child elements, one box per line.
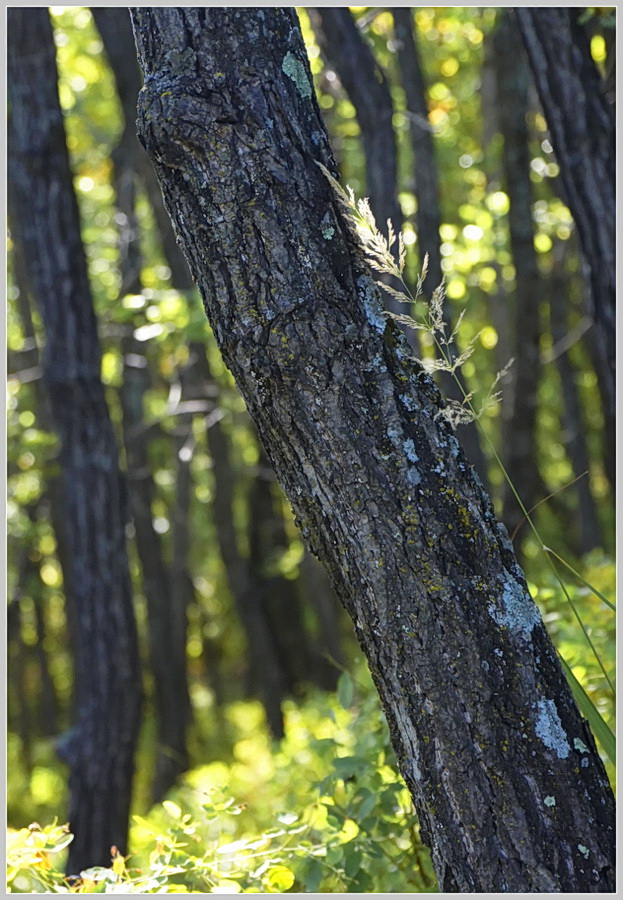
<box><xmin>310</xmin><ymin>8</ymin><xmax>417</xmax><ymax>349</ymax></box>
<box><xmin>193</xmin><ymin>346</ymin><xmax>288</xmax><ymax>738</ymax></box>
<box><xmin>310</xmin><ymin>8</ymin><xmax>402</xmax><ymax>249</ymax></box>
<box><xmin>392</xmin><ymin>7</ymin><xmax>489</xmax><ymax>491</ymax></box>
<box><xmin>120</xmin><ymin>335</ymin><xmax>191</xmax><ymax>802</ymax></box>
<box><xmin>130</xmin><ymin>9</ymin><xmax>615</xmax><ymax>891</ymax></box>
<box><xmin>548</xmin><ymin>245</ymin><xmax>603</xmax><ymax>555</ymax></box>
<box><xmin>107</xmin><ymin>63</ymin><xmax>191</xmax><ymax>801</ymax></box>
<box><xmin>492</xmin><ymin>11</ymin><xmax>544</xmax><ymax>555</ymax></box>
<box><xmin>92</xmin><ymin>6</ymin><xmax>194</xmax><ymax>290</ymax></box>
<box><xmin>392</xmin><ymin>8</ymin><xmax>443</xmax><ymax>295</ymax></box>
<box><xmin>514</xmin><ymin>8</ymin><xmax>615</xmax><ymax>422</ymax></box>
<box><xmin>8</xmin><ymin>9</ymin><xmax>141</xmax><ymax>873</ymax></box>
<box><xmin>248</xmin><ymin>442</ymin><xmax>314</xmax><ymax>692</ymax></box>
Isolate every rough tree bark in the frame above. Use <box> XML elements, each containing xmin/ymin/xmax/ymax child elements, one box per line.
<box><xmin>8</xmin><ymin>9</ymin><xmax>141</xmax><ymax>872</ymax></box>
<box><xmin>514</xmin><ymin>8</ymin><xmax>615</xmax><ymax>422</ymax></box>
<box><xmin>130</xmin><ymin>9</ymin><xmax>614</xmax><ymax>892</ymax></box>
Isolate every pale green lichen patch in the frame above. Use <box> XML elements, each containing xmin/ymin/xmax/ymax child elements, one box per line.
<box><xmin>574</xmin><ymin>737</ymin><xmax>589</xmax><ymax>754</ymax></box>
<box><xmin>320</xmin><ymin>212</ymin><xmax>334</xmax><ymax>240</ymax></box>
<box><xmin>282</xmin><ymin>52</ymin><xmax>312</xmax><ymax>99</ymax></box>
<box><xmin>577</xmin><ymin>844</ymin><xmax>590</xmax><ymax>859</ymax></box>
<box><xmin>488</xmin><ymin>573</ymin><xmax>540</xmax><ymax>638</ymax></box>
<box><xmin>543</xmin><ymin>795</ymin><xmax>556</xmax><ymax>807</ymax></box>
<box><xmin>535</xmin><ymin>698</ymin><xmax>570</xmax><ymax>759</ymax></box>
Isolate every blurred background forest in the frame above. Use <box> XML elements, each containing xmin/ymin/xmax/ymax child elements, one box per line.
<box><xmin>6</xmin><ymin>6</ymin><xmax>615</xmax><ymax>892</ymax></box>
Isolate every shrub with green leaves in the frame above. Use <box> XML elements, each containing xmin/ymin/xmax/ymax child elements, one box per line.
<box><xmin>7</xmin><ymin>666</ymin><xmax>436</xmax><ymax>893</ymax></box>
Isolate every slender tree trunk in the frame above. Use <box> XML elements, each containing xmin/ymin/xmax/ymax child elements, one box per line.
<box><xmin>248</xmin><ymin>442</ymin><xmax>314</xmax><ymax>692</ymax></box>
<box><xmin>310</xmin><ymin>8</ymin><xmax>402</xmax><ymax>248</ymax></box>
<box><xmin>120</xmin><ymin>336</ymin><xmax>191</xmax><ymax>802</ymax></box>
<box><xmin>548</xmin><ymin>245</ymin><xmax>603</xmax><ymax>555</ymax></box>
<box><xmin>130</xmin><ymin>9</ymin><xmax>614</xmax><ymax>891</ymax></box>
<box><xmin>492</xmin><ymin>11</ymin><xmax>544</xmax><ymax>554</ymax></box>
<box><xmin>192</xmin><ymin>347</ymin><xmax>288</xmax><ymax>738</ymax></box>
<box><xmin>108</xmin><ymin>70</ymin><xmax>191</xmax><ymax>801</ymax></box>
<box><xmin>310</xmin><ymin>8</ymin><xmax>415</xmax><ymax>346</ymax></box>
<box><xmin>8</xmin><ymin>9</ymin><xmax>141</xmax><ymax>872</ymax></box>
<box><xmin>514</xmin><ymin>8</ymin><xmax>615</xmax><ymax>422</ymax></box>
<box><xmin>92</xmin><ymin>6</ymin><xmax>193</xmax><ymax>290</ymax></box>
<box><xmin>392</xmin><ymin>8</ymin><xmax>489</xmax><ymax>490</ymax></box>
<box><xmin>392</xmin><ymin>8</ymin><xmax>442</xmax><ymax>295</ymax></box>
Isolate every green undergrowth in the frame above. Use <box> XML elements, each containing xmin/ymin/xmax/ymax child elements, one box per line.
<box><xmin>7</xmin><ymin>545</ymin><xmax>615</xmax><ymax>893</ymax></box>
<box><xmin>7</xmin><ymin>665</ymin><xmax>437</xmax><ymax>893</ymax></box>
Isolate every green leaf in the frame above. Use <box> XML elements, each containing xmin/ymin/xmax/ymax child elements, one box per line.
<box><xmin>302</xmin><ymin>857</ymin><xmax>323</xmax><ymax>893</ymax></box>
<box><xmin>264</xmin><ymin>864</ymin><xmax>295</xmax><ymax>892</ymax></box>
<box><xmin>344</xmin><ymin>847</ymin><xmax>362</xmax><ymax>878</ymax></box>
<box><xmin>337</xmin><ymin>818</ymin><xmax>360</xmax><ymax>844</ymax></box>
<box><xmin>357</xmin><ymin>788</ymin><xmax>377</xmax><ymax>819</ymax></box>
<box><xmin>163</xmin><ymin>800</ymin><xmax>182</xmax><ymax>819</ymax></box>
<box><xmin>337</xmin><ymin>671</ymin><xmax>354</xmax><ymax>709</ymax></box>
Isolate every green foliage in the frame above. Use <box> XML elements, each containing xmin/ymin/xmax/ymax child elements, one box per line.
<box><xmin>7</xmin><ymin>665</ymin><xmax>436</xmax><ymax>893</ymax></box>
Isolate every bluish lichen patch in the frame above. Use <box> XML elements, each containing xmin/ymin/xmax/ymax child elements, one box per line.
<box><xmin>574</xmin><ymin>737</ymin><xmax>589</xmax><ymax>754</ymax></box>
<box><xmin>577</xmin><ymin>844</ymin><xmax>590</xmax><ymax>859</ymax></box>
<box><xmin>535</xmin><ymin>698</ymin><xmax>570</xmax><ymax>759</ymax></box>
<box><xmin>387</xmin><ymin>424</ymin><xmax>401</xmax><ymax>447</ymax></box>
<box><xmin>447</xmin><ymin>435</ymin><xmax>460</xmax><ymax>457</ymax></box>
<box><xmin>406</xmin><ymin>468</ymin><xmax>421</xmax><ymax>486</ymax></box>
<box><xmin>543</xmin><ymin>795</ymin><xmax>556</xmax><ymax>807</ymax></box>
<box><xmin>400</xmin><ymin>393</ymin><xmax>418</xmax><ymax>412</ymax></box>
<box><xmin>488</xmin><ymin>573</ymin><xmax>540</xmax><ymax>638</ymax></box>
<box><xmin>403</xmin><ymin>438</ymin><xmax>419</xmax><ymax>463</ymax></box>
<box><xmin>282</xmin><ymin>52</ymin><xmax>312</xmax><ymax>99</ymax></box>
<box><xmin>357</xmin><ymin>276</ymin><xmax>386</xmax><ymax>334</ymax></box>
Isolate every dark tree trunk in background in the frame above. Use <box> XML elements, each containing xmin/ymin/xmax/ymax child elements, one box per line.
<box><xmin>192</xmin><ymin>348</ymin><xmax>288</xmax><ymax>738</ymax></box>
<box><xmin>310</xmin><ymin>8</ymin><xmax>413</xmax><ymax>338</ymax></box>
<box><xmin>131</xmin><ymin>9</ymin><xmax>614</xmax><ymax>891</ymax></box>
<box><xmin>107</xmin><ymin>50</ymin><xmax>191</xmax><ymax>802</ymax></box>
<box><xmin>547</xmin><ymin>245</ymin><xmax>603</xmax><ymax>555</ymax></box>
<box><xmin>392</xmin><ymin>8</ymin><xmax>442</xmax><ymax>295</ymax></box>
<box><xmin>248</xmin><ymin>442</ymin><xmax>315</xmax><ymax>691</ymax></box>
<box><xmin>393</xmin><ymin>7</ymin><xmax>489</xmax><ymax>492</ymax></box>
<box><xmin>8</xmin><ymin>9</ymin><xmax>141</xmax><ymax>873</ymax></box>
<box><xmin>310</xmin><ymin>8</ymin><xmax>402</xmax><ymax>247</ymax></box>
<box><xmin>92</xmin><ymin>7</ymin><xmax>193</xmax><ymax>290</ymax></box>
<box><xmin>514</xmin><ymin>8</ymin><xmax>615</xmax><ymax>423</ymax></box>
<box><xmin>583</xmin><ymin>324</ymin><xmax>616</xmax><ymax>493</ymax></box>
<box><xmin>120</xmin><ymin>335</ymin><xmax>191</xmax><ymax>802</ymax></box>
<box><xmin>492</xmin><ymin>11</ymin><xmax>545</xmax><ymax>554</ymax></box>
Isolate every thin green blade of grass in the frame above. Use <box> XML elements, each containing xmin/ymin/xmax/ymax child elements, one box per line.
<box><xmin>559</xmin><ymin>654</ymin><xmax>616</xmax><ymax>767</ymax></box>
